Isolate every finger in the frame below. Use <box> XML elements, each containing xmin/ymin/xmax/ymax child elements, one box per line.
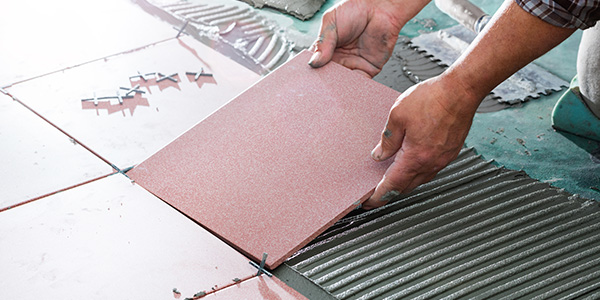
<box><xmin>364</xmin><ymin>170</ymin><xmax>435</xmax><ymax>210</ymax></box>
<box><xmin>362</xmin><ymin>179</ymin><xmax>400</xmax><ymax>210</ymax></box>
<box><xmin>371</xmin><ymin>106</ymin><xmax>405</xmax><ymax>162</ymax></box>
<box><xmin>335</xmin><ymin>53</ymin><xmax>381</xmax><ymax>78</ymax></box>
<box><xmin>308</xmin><ymin>10</ymin><xmax>338</xmax><ymax>68</ymax></box>
<box><xmin>352</xmin><ymin>68</ymin><xmax>371</xmax><ymax>78</ymax></box>
<box><xmin>364</xmin><ymin>155</ymin><xmax>413</xmax><ymax>209</ymax></box>
<box><xmin>368</xmin><ymin>146</ymin><xmax>448</xmax><ymax>209</ymax></box>
<box><xmin>363</xmin><ymin>171</ymin><xmax>408</xmax><ymax>210</ymax></box>
<box><xmin>402</xmin><ymin>172</ymin><xmax>437</xmax><ymax>194</ymax></box>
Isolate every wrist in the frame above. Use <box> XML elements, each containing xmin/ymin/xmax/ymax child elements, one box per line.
<box><xmin>380</xmin><ymin>0</ymin><xmax>432</xmax><ymax>27</ymax></box>
<box><xmin>436</xmin><ymin>71</ymin><xmax>484</xmax><ymax>118</ymax></box>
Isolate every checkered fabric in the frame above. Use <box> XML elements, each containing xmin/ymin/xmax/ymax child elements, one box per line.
<box><xmin>516</xmin><ymin>0</ymin><xmax>600</xmax><ymax>29</ymax></box>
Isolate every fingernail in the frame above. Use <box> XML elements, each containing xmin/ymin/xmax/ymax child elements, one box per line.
<box><xmin>371</xmin><ymin>143</ymin><xmax>383</xmax><ymax>160</ymax></box>
<box><xmin>308</xmin><ymin>51</ymin><xmax>321</xmax><ymax>67</ymax></box>
<box><xmin>380</xmin><ymin>190</ymin><xmax>400</xmax><ymax>202</ymax></box>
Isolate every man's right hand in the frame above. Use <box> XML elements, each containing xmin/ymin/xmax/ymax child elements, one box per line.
<box><xmin>308</xmin><ymin>0</ymin><xmax>430</xmax><ymax>78</ymax></box>
<box><xmin>364</xmin><ymin>75</ymin><xmax>480</xmax><ymax>209</ymax></box>
<box><xmin>308</xmin><ymin>0</ymin><xmax>576</xmax><ymax>210</ymax></box>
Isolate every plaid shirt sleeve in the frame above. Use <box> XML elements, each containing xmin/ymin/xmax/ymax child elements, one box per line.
<box><xmin>515</xmin><ymin>0</ymin><xmax>600</xmax><ymax>29</ymax></box>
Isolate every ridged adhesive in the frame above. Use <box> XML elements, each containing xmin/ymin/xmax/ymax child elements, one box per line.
<box><xmin>286</xmin><ymin>148</ymin><xmax>600</xmax><ymax>299</ymax></box>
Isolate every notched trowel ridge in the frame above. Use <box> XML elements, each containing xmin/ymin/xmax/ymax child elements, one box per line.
<box><xmin>238</xmin><ymin>0</ymin><xmax>326</xmax><ymax>20</ymax></box>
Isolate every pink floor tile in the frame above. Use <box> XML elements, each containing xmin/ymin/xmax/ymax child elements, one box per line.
<box><xmin>129</xmin><ymin>50</ymin><xmax>400</xmax><ymax>268</ymax></box>
<box><xmin>7</xmin><ymin>36</ymin><xmax>260</xmax><ymax>169</ymax></box>
<box><xmin>0</xmin><ymin>174</ymin><xmax>257</xmax><ymax>300</ymax></box>
<box><xmin>0</xmin><ymin>94</ymin><xmax>113</xmax><ymax>210</ymax></box>
<box><xmin>206</xmin><ymin>276</ymin><xmax>307</xmax><ymax>299</ymax></box>
<box><xmin>0</xmin><ymin>0</ymin><xmax>175</xmax><ymax>86</ymax></box>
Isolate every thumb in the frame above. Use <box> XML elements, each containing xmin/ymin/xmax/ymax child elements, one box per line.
<box><xmin>308</xmin><ymin>10</ymin><xmax>338</xmax><ymax>68</ymax></box>
<box><xmin>371</xmin><ymin>112</ymin><xmax>404</xmax><ymax>162</ymax></box>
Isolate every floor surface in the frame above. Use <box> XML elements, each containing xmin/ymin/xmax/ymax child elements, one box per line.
<box><xmin>0</xmin><ymin>175</ymin><xmax>259</xmax><ymax>299</ymax></box>
<box><xmin>1</xmin><ymin>0</ymin><xmax>598</xmax><ymax>299</ymax></box>
<box><xmin>0</xmin><ymin>0</ymin><xmax>296</xmax><ymax>298</ymax></box>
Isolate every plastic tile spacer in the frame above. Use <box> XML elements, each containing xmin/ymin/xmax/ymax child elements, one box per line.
<box><xmin>186</xmin><ymin>68</ymin><xmax>213</xmax><ymax>81</ymax></box>
<box><xmin>249</xmin><ymin>253</ymin><xmax>272</xmax><ymax>277</ymax></box>
<box><xmin>156</xmin><ymin>73</ymin><xmax>178</xmax><ymax>83</ymax></box>
<box><xmin>176</xmin><ymin>20</ymin><xmax>189</xmax><ymax>38</ymax></box>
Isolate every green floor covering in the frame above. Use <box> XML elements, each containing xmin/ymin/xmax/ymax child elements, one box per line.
<box><xmin>395</xmin><ymin>0</ymin><xmax>599</xmax><ymax>200</ymax></box>
<box><xmin>327</xmin><ymin>0</ymin><xmax>600</xmax><ymax>200</ymax></box>
<box><xmin>425</xmin><ymin>2</ymin><xmax>600</xmax><ymax>201</ymax></box>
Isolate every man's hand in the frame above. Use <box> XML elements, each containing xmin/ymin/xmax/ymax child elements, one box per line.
<box><xmin>361</xmin><ymin>0</ymin><xmax>575</xmax><ymax>208</ymax></box>
<box><xmin>310</xmin><ymin>0</ymin><xmax>575</xmax><ymax>209</ymax></box>
<box><xmin>309</xmin><ymin>0</ymin><xmax>430</xmax><ymax>78</ymax></box>
<box><xmin>363</xmin><ymin>75</ymin><xmax>479</xmax><ymax>209</ymax></box>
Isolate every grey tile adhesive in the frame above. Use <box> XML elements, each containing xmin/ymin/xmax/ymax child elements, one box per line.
<box><xmin>144</xmin><ymin>0</ymin><xmax>295</xmax><ymax>74</ymax></box>
<box><xmin>373</xmin><ymin>36</ymin><xmax>510</xmax><ymax>113</ymax></box>
<box><xmin>410</xmin><ymin>25</ymin><xmax>568</xmax><ymax>104</ymax></box>
<box><xmin>279</xmin><ymin>148</ymin><xmax>600</xmax><ymax>299</ymax></box>
<box><xmin>237</xmin><ymin>0</ymin><xmax>326</xmax><ymax>20</ymax></box>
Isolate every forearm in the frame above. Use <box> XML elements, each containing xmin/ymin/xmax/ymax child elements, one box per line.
<box><xmin>441</xmin><ymin>0</ymin><xmax>575</xmax><ymax>114</ymax></box>
<box><xmin>385</xmin><ymin>0</ymin><xmax>432</xmax><ymax>26</ymax></box>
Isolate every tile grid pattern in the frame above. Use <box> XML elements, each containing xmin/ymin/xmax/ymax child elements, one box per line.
<box><xmin>0</xmin><ymin>3</ymin><xmax>299</xmax><ymax>298</ymax></box>
<box><xmin>0</xmin><ymin>93</ymin><xmax>115</xmax><ymax>211</ymax></box>
<box><xmin>0</xmin><ymin>174</ymin><xmax>283</xmax><ymax>299</ymax></box>
<box><xmin>1</xmin><ymin>39</ymin><xmax>177</xmax><ymax>208</ymax></box>
<box><xmin>0</xmin><ymin>175</ymin><xmax>112</xmax><ymax>213</ymax></box>
<box><xmin>286</xmin><ymin>147</ymin><xmax>600</xmax><ymax>299</ymax></box>
<box><xmin>4</xmin><ymin>38</ymin><xmax>175</xmax><ymax>88</ymax></box>
<box><xmin>12</xmin><ymin>97</ymin><xmax>118</xmax><ymax>169</ymax></box>
<box><xmin>2</xmin><ymin>73</ymin><xmax>298</xmax><ymax>300</ymax></box>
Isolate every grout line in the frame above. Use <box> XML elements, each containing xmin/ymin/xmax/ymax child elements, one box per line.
<box><xmin>5</xmin><ymin>37</ymin><xmax>176</xmax><ymax>87</ymax></box>
<box><xmin>185</xmin><ymin>274</ymin><xmax>261</xmax><ymax>299</ymax></box>
<box><xmin>11</xmin><ymin>97</ymin><xmax>118</xmax><ymax>169</ymax></box>
<box><xmin>0</xmin><ymin>172</ymin><xmax>115</xmax><ymax>213</ymax></box>
<box><xmin>132</xmin><ymin>181</ymin><xmax>264</xmax><ymax>261</ymax></box>
<box><xmin>131</xmin><ymin>182</ymin><xmax>278</xmax><ymax>297</ymax></box>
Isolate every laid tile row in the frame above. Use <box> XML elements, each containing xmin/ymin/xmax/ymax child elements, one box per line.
<box><xmin>0</xmin><ymin>93</ymin><xmax>113</xmax><ymax>210</ymax></box>
<box><xmin>0</xmin><ymin>0</ymin><xmax>175</xmax><ymax>86</ymax></box>
<box><xmin>2</xmin><ymin>35</ymin><xmax>260</xmax><ymax>208</ymax></box>
<box><xmin>0</xmin><ymin>174</ymin><xmax>305</xmax><ymax>299</ymax></box>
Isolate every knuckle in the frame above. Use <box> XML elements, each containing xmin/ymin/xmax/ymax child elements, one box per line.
<box><xmin>382</xmin><ymin>128</ymin><xmax>393</xmax><ymax>139</ymax></box>
<box><xmin>380</xmin><ymin>133</ymin><xmax>396</xmax><ymax>150</ymax></box>
<box><xmin>412</xmin><ymin>151</ymin><xmax>433</xmax><ymax>168</ymax></box>
<box><xmin>386</xmin><ymin>106</ymin><xmax>404</xmax><ymax>128</ymax></box>
<box><xmin>382</xmin><ymin>172</ymin><xmax>410</xmax><ymax>193</ymax></box>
